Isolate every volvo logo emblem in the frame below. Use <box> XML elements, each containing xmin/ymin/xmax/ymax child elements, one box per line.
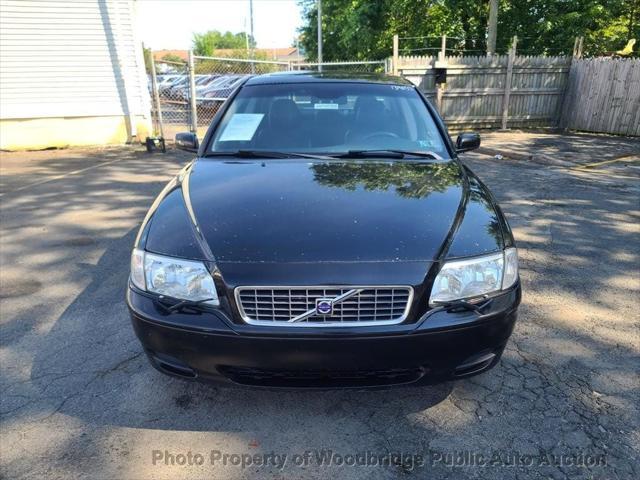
<box><xmin>316</xmin><ymin>298</ymin><xmax>333</xmax><ymax>315</ymax></box>
<box><xmin>286</xmin><ymin>289</ymin><xmax>363</xmax><ymax>323</ymax></box>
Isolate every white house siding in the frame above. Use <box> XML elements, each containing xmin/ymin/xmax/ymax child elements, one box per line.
<box><xmin>0</xmin><ymin>0</ymin><xmax>151</xmax><ymax>149</ymax></box>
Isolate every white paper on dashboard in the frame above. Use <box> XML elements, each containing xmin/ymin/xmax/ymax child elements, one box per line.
<box><xmin>314</xmin><ymin>103</ymin><xmax>339</xmax><ymax>110</ymax></box>
<box><xmin>218</xmin><ymin>114</ymin><xmax>264</xmax><ymax>141</ymax></box>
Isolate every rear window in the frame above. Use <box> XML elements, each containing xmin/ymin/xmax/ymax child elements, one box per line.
<box><xmin>209</xmin><ymin>82</ymin><xmax>448</xmax><ymax>157</ymax></box>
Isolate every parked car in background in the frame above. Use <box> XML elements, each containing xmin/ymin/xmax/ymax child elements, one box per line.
<box><xmin>199</xmin><ymin>75</ymin><xmax>247</xmax><ymax>98</ymax></box>
<box><xmin>197</xmin><ymin>75</ymin><xmax>249</xmax><ymax>117</ymax></box>
<box><xmin>159</xmin><ymin>76</ymin><xmax>187</xmax><ymax>97</ymax></box>
<box><xmin>128</xmin><ymin>72</ymin><xmax>521</xmax><ymax>389</ymax></box>
<box><xmin>157</xmin><ymin>74</ymin><xmax>180</xmax><ymax>86</ymax></box>
<box><xmin>194</xmin><ymin>74</ymin><xmax>223</xmax><ymax>95</ymax></box>
<box><xmin>197</xmin><ymin>75</ymin><xmax>222</xmax><ymax>85</ymax></box>
<box><xmin>194</xmin><ymin>75</ymin><xmax>232</xmax><ymax>98</ymax></box>
<box><xmin>150</xmin><ymin>75</ymin><xmax>179</xmax><ymax>93</ymax></box>
<box><xmin>175</xmin><ymin>75</ymin><xmax>224</xmax><ymax>101</ymax></box>
<box><xmin>165</xmin><ymin>77</ymin><xmax>190</xmax><ymax>98</ymax></box>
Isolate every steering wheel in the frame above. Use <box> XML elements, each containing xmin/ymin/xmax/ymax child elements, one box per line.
<box><xmin>360</xmin><ymin>131</ymin><xmax>400</xmax><ymax>141</ymax></box>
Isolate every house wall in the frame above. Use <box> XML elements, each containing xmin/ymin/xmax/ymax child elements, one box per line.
<box><xmin>0</xmin><ymin>0</ymin><xmax>151</xmax><ymax>150</ymax></box>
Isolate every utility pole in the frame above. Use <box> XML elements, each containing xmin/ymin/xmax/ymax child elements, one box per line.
<box><xmin>249</xmin><ymin>0</ymin><xmax>255</xmax><ymax>73</ymax></box>
<box><xmin>244</xmin><ymin>17</ymin><xmax>250</xmax><ymax>56</ymax></box>
<box><xmin>317</xmin><ymin>0</ymin><xmax>323</xmax><ymax>71</ymax></box>
<box><xmin>487</xmin><ymin>0</ymin><xmax>498</xmax><ymax>56</ymax></box>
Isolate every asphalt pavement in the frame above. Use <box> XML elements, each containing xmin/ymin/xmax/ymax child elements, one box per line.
<box><xmin>1</xmin><ymin>132</ymin><xmax>639</xmax><ymax>479</ymax></box>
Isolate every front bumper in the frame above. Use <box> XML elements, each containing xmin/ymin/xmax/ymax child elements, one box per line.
<box><xmin>127</xmin><ymin>285</ymin><xmax>520</xmax><ymax>388</ymax></box>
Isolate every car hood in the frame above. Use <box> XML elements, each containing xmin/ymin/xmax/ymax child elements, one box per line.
<box><xmin>186</xmin><ymin>159</ymin><xmax>467</xmax><ymax>263</ymax></box>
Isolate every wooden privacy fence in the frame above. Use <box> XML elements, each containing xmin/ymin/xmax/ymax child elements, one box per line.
<box><xmin>396</xmin><ymin>54</ymin><xmax>571</xmax><ymax>130</ymax></box>
<box><xmin>560</xmin><ymin>58</ymin><xmax>640</xmax><ymax>137</ymax></box>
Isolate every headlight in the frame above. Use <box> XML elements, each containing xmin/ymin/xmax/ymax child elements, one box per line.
<box><xmin>130</xmin><ymin>248</ymin><xmax>219</xmax><ymax>306</ymax></box>
<box><xmin>429</xmin><ymin>248</ymin><xmax>518</xmax><ymax>306</ymax></box>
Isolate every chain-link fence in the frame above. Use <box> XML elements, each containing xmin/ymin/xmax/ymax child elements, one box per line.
<box><xmin>292</xmin><ymin>60</ymin><xmax>388</xmax><ymax>73</ymax></box>
<box><xmin>192</xmin><ymin>56</ymin><xmax>290</xmax><ymax>134</ymax></box>
<box><xmin>148</xmin><ymin>52</ymin><xmax>390</xmax><ymax>144</ymax></box>
<box><xmin>149</xmin><ymin>58</ymin><xmax>191</xmax><ymax>144</ymax></box>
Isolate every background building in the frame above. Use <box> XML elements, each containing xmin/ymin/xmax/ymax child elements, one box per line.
<box><xmin>0</xmin><ymin>0</ymin><xmax>151</xmax><ymax>150</ymax></box>
<box><xmin>153</xmin><ymin>48</ymin><xmax>304</xmax><ymax>63</ymax></box>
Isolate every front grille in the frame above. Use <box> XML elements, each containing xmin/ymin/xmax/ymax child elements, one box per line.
<box><xmin>235</xmin><ymin>286</ymin><xmax>413</xmax><ymax>327</ymax></box>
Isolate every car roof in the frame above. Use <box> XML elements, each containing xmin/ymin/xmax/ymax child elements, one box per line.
<box><xmin>244</xmin><ymin>71</ymin><xmax>413</xmax><ymax>87</ymax></box>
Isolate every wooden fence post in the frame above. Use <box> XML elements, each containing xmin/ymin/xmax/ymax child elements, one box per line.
<box><xmin>501</xmin><ymin>35</ymin><xmax>517</xmax><ymax>129</ymax></box>
<box><xmin>393</xmin><ymin>34</ymin><xmax>399</xmax><ymax>75</ymax></box>
<box><xmin>559</xmin><ymin>37</ymin><xmax>582</xmax><ymax>129</ymax></box>
<box><xmin>436</xmin><ymin>35</ymin><xmax>447</xmax><ymax>113</ymax></box>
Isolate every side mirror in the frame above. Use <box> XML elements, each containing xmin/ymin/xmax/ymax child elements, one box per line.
<box><xmin>175</xmin><ymin>132</ymin><xmax>199</xmax><ymax>152</ymax></box>
<box><xmin>455</xmin><ymin>132</ymin><xmax>481</xmax><ymax>153</ymax></box>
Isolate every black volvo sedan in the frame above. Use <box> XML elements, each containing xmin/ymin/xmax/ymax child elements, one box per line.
<box><xmin>127</xmin><ymin>72</ymin><xmax>521</xmax><ymax>388</ymax></box>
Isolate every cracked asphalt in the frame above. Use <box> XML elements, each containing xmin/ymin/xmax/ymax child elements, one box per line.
<box><xmin>1</xmin><ymin>132</ymin><xmax>639</xmax><ymax>479</ymax></box>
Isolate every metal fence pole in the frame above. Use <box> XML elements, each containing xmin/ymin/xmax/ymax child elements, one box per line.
<box><xmin>188</xmin><ymin>50</ymin><xmax>198</xmax><ymax>133</ymax></box>
<box><xmin>435</xmin><ymin>35</ymin><xmax>447</xmax><ymax>113</ymax></box>
<box><xmin>149</xmin><ymin>53</ymin><xmax>164</xmax><ymax>139</ymax></box>
<box><xmin>501</xmin><ymin>35</ymin><xmax>517</xmax><ymax>130</ymax></box>
<box><xmin>249</xmin><ymin>0</ymin><xmax>256</xmax><ymax>73</ymax></box>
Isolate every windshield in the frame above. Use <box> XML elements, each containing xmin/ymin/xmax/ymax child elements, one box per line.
<box><xmin>209</xmin><ymin>82</ymin><xmax>449</xmax><ymax>157</ymax></box>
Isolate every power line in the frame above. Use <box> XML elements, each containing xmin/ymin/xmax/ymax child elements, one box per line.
<box><xmin>398</xmin><ymin>35</ymin><xmax>465</xmax><ymax>41</ymax></box>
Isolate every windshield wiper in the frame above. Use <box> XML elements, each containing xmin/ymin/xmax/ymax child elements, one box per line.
<box><xmin>435</xmin><ymin>298</ymin><xmax>494</xmax><ymax>314</ymax></box>
<box><xmin>158</xmin><ymin>297</ymin><xmax>215</xmax><ymax>313</ymax></box>
<box><xmin>203</xmin><ymin>150</ymin><xmax>333</xmax><ymax>160</ymax></box>
<box><xmin>334</xmin><ymin>149</ymin><xmax>442</xmax><ymax>160</ymax></box>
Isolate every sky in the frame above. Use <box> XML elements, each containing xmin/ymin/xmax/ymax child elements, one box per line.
<box><xmin>136</xmin><ymin>0</ymin><xmax>304</xmax><ymax>50</ymax></box>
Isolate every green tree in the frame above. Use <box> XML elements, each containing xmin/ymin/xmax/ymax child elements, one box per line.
<box><xmin>497</xmin><ymin>0</ymin><xmax>638</xmax><ymax>55</ymax></box>
<box><xmin>142</xmin><ymin>46</ymin><xmax>153</xmax><ymax>74</ymax></box>
<box><xmin>161</xmin><ymin>53</ymin><xmax>184</xmax><ymax>63</ymax></box>
<box><xmin>194</xmin><ymin>50</ymin><xmax>277</xmax><ymax>74</ymax></box>
<box><xmin>298</xmin><ymin>0</ymin><xmax>638</xmax><ymax>59</ymax></box>
<box><xmin>192</xmin><ymin>30</ymin><xmax>256</xmax><ymax>56</ymax></box>
<box><xmin>312</xmin><ymin>162</ymin><xmax>462</xmax><ymax>199</ymax></box>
